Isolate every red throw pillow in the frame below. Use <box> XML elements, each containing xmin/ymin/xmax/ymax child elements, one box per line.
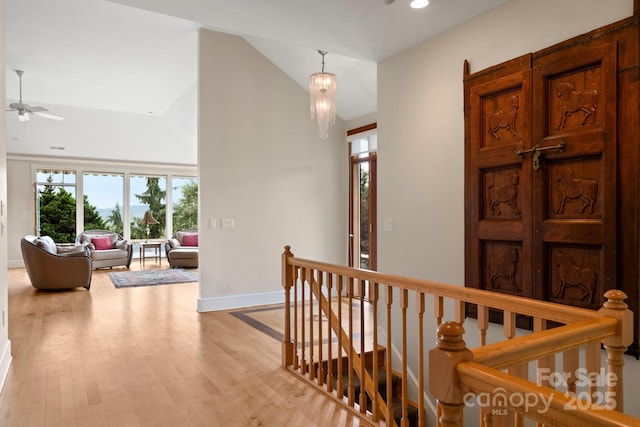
<box><xmin>91</xmin><ymin>236</ymin><xmax>112</xmax><ymax>250</ymax></box>
<box><xmin>182</xmin><ymin>233</ymin><xmax>198</xmax><ymax>247</ymax></box>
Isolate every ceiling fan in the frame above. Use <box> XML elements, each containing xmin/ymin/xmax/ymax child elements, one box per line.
<box><xmin>7</xmin><ymin>70</ymin><xmax>64</xmax><ymax>122</ymax></box>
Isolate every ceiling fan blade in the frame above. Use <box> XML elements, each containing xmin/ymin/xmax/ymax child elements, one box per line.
<box><xmin>7</xmin><ymin>71</ymin><xmax>64</xmax><ymax>122</ymax></box>
<box><xmin>34</xmin><ymin>111</ymin><xmax>64</xmax><ymax>121</ymax></box>
<box><xmin>26</xmin><ymin>106</ymin><xmax>48</xmax><ymax>113</ymax></box>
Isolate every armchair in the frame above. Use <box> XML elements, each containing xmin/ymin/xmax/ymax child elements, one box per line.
<box><xmin>76</xmin><ymin>229</ymin><xmax>133</xmax><ymax>269</ymax></box>
<box><xmin>165</xmin><ymin>229</ymin><xmax>199</xmax><ymax>268</ymax></box>
<box><xmin>21</xmin><ymin>235</ymin><xmax>92</xmax><ymax>290</ymax></box>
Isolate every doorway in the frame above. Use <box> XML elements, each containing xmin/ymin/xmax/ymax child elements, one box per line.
<box><xmin>348</xmin><ymin>127</ymin><xmax>377</xmax><ymax>271</ymax></box>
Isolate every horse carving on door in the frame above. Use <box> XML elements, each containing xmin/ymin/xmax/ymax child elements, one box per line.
<box><xmin>555</xmin><ymin>166</ymin><xmax>598</xmax><ymax>214</ymax></box>
<box><xmin>555</xmin><ymin>251</ymin><xmax>596</xmax><ymax>304</ymax></box>
<box><xmin>556</xmin><ymin>82</ymin><xmax>598</xmax><ymax>129</ymax></box>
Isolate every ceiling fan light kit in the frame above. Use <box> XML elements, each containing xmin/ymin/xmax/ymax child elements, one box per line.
<box><xmin>385</xmin><ymin>0</ymin><xmax>430</xmax><ymax>8</ymax></box>
<box><xmin>410</xmin><ymin>0</ymin><xmax>430</xmax><ymax>9</ymax></box>
<box><xmin>7</xmin><ymin>69</ymin><xmax>64</xmax><ymax>122</ymax></box>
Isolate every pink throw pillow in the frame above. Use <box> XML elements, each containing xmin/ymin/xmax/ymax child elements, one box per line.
<box><xmin>92</xmin><ymin>236</ymin><xmax>112</xmax><ymax>250</ymax></box>
<box><xmin>182</xmin><ymin>233</ymin><xmax>198</xmax><ymax>247</ymax></box>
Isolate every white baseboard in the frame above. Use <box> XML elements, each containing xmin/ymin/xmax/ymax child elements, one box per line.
<box><xmin>8</xmin><ymin>260</ymin><xmax>24</xmax><ymax>269</ymax></box>
<box><xmin>0</xmin><ymin>340</ymin><xmax>12</xmax><ymax>394</ymax></box>
<box><xmin>197</xmin><ymin>290</ymin><xmax>284</xmax><ymax>312</ymax></box>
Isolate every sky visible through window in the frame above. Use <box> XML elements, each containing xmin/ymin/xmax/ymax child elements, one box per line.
<box><xmin>83</xmin><ymin>174</ymin><xmax>183</xmax><ymax>209</ymax></box>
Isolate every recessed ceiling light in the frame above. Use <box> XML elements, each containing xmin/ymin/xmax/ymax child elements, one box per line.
<box><xmin>410</xmin><ymin>0</ymin><xmax>429</xmax><ymax>8</ymax></box>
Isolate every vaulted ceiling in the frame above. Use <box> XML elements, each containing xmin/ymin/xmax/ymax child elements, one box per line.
<box><xmin>5</xmin><ymin>0</ymin><xmax>509</xmax><ymax>122</ymax></box>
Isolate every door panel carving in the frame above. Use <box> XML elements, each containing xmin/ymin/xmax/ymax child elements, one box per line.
<box><xmin>486</xmin><ymin>94</ymin><xmax>520</xmax><ymax>144</ymax></box>
<box><xmin>548</xmin><ymin>246</ymin><xmax>600</xmax><ymax>310</ymax></box>
<box><xmin>484</xmin><ymin>169</ymin><xmax>521</xmax><ymax>218</ymax></box>
<box><xmin>483</xmin><ymin>242</ymin><xmax>524</xmax><ymax>296</ymax></box>
<box><xmin>548</xmin><ymin>160</ymin><xmax>601</xmax><ymax>218</ymax></box>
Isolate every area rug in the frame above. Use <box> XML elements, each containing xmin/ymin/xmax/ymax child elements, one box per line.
<box><xmin>108</xmin><ymin>269</ymin><xmax>198</xmax><ymax>288</ymax></box>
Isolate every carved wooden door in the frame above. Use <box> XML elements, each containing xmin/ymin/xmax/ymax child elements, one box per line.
<box><xmin>530</xmin><ymin>41</ymin><xmax>617</xmax><ymax>310</ymax></box>
<box><xmin>466</xmin><ymin>40</ymin><xmax>617</xmax><ymax>312</ymax></box>
<box><xmin>466</xmin><ymin>57</ymin><xmax>534</xmax><ymax>302</ymax></box>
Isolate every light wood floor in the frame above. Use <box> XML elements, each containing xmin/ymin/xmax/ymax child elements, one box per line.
<box><xmin>0</xmin><ymin>260</ymin><xmax>371</xmax><ymax>426</ymax></box>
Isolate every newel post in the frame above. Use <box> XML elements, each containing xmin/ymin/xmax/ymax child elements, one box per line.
<box><xmin>282</xmin><ymin>245</ymin><xmax>295</xmax><ymax>368</ymax></box>
<box><xmin>429</xmin><ymin>322</ymin><xmax>473</xmax><ymax>427</ymax></box>
<box><xmin>597</xmin><ymin>289</ymin><xmax>633</xmax><ymax>412</ymax></box>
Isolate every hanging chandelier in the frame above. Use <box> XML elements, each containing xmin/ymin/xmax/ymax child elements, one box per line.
<box><xmin>310</xmin><ymin>50</ymin><xmax>337</xmax><ymax>140</ymax></box>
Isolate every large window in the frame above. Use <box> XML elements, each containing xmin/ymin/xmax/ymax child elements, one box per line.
<box><xmin>34</xmin><ymin>166</ymin><xmax>196</xmax><ymax>243</ymax></box>
<box><xmin>36</xmin><ymin>170</ymin><xmax>77</xmax><ymax>243</ymax></box>
<box><xmin>171</xmin><ymin>177</ymin><xmax>198</xmax><ymax>234</ymax></box>
<box><xmin>83</xmin><ymin>172</ymin><xmax>124</xmax><ymax>234</ymax></box>
<box><xmin>130</xmin><ymin>175</ymin><xmax>167</xmax><ymax>240</ymax></box>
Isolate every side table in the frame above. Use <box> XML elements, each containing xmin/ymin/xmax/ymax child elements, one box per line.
<box><xmin>139</xmin><ymin>242</ymin><xmax>162</xmax><ymax>267</ymax></box>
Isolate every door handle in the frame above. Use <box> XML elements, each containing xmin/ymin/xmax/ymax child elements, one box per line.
<box><xmin>516</xmin><ymin>141</ymin><xmax>565</xmax><ymax>170</ymax></box>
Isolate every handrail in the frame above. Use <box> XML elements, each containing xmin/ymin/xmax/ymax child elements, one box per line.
<box><xmin>281</xmin><ymin>246</ymin><xmax>637</xmax><ymax>427</ymax></box>
<box><xmin>457</xmin><ymin>362</ymin><xmax>639</xmax><ymax>426</ymax></box>
<box><xmin>473</xmin><ymin>317</ymin><xmax>617</xmax><ymax>369</ymax></box>
<box><xmin>289</xmin><ymin>255</ymin><xmax>598</xmax><ymax>324</ymax></box>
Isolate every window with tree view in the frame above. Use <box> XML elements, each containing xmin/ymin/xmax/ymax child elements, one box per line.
<box><xmin>36</xmin><ymin>170</ymin><xmax>77</xmax><ymax>243</ymax></box>
<box><xmin>130</xmin><ymin>175</ymin><xmax>166</xmax><ymax>240</ymax></box>
<box><xmin>172</xmin><ymin>177</ymin><xmax>198</xmax><ymax>234</ymax></box>
<box><xmin>35</xmin><ymin>168</ymin><xmax>196</xmax><ymax>243</ymax></box>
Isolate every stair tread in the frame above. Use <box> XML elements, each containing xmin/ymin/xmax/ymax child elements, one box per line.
<box><xmin>334</xmin><ymin>367</ymin><xmax>398</xmax><ymax>394</ymax></box>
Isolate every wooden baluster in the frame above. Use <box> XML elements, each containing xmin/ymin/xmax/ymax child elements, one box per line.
<box><xmin>348</xmin><ymin>277</ymin><xmax>355</xmax><ymax>407</ymax></box>
<box><xmin>455</xmin><ymin>300</ymin><xmax>465</xmax><ymax>326</ymax></box>
<box><xmin>386</xmin><ymin>285</ymin><xmax>394</xmax><ymax>426</ymax></box>
<box><xmin>434</xmin><ymin>296</ymin><xmax>444</xmax><ymax>427</ymax></box>
<box><xmin>495</xmin><ymin>311</ymin><xmax>516</xmax><ymax>427</ymax></box>
<box><xmin>534</xmin><ymin>318</ymin><xmax>554</xmax><ymax>387</ymax></box>
<box><xmin>477</xmin><ymin>305</ymin><xmax>489</xmax><ymax>347</ymax></box>
<box><xmin>417</xmin><ymin>291</ymin><xmax>425</xmax><ymax>427</ymax></box>
<box><xmin>370</xmin><ymin>281</ymin><xmax>380</xmax><ymax>421</ymax></box>
<box><xmin>317</xmin><ymin>271</ymin><xmax>325</xmax><ymax>386</ymax></box>
<box><xmin>281</xmin><ymin>246</ymin><xmax>294</xmax><ymax>367</ymax></box>
<box><xmin>585</xmin><ymin>341</ymin><xmax>601</xmax><ymax>398</ymax></box>
<box><xmin>300</xmin><ymin>267</ymin><xmax>307</xmax><ymax>375</ymax></box>
<box><xmin>563</xmin><ymin>348</ymin><xmax>579</xmax><ymax>395</ymax></box>
<box><xmin>326</xmin><ymin>273</ymin><xmax>334</xmax><ymax>393</ymax></box>
<box><xmin>309</xmin><ymin>269</ymin><xmax>316</xmax><ymax>380</ymax></box>
<box><xmin>294</xmin><ymin>266</ymin><xmax>299</xmax><ymax>370</ymax></box>
<box><xmin>504</xmin><ymin>311</ymin><xmax>516</xmax><ymax>340</ymax></box>
<box><xmin>400</xmin><ymin>289</ymin><xmax>409</xmax><ymax>427</ymax></box>
<box><xmin>359</xmin><ymin>279</ymin><xmax>367</xmax><ymax>414</ymax></box>
<box><xmin>534</xmin><ymin>318</ymin><xmax>552</xmax><ymax>427</ymax></box>
<box><xmin>509</xmin><ymin>364</ymin><xmax>526</xmax><ymax>427</ymax></box>
<box><xmin>434</xmin><ymin>295</ymin><xmax>444</xmax><ymax>327</ymax></box>
<box><xmin>429</xmin><ymin>322</ymin><xmax>473</xmax><ymax>427</ymax></box>
<box><xmin>598</xmin><ymin>290</ymin><xmax>633</xmax><ymax>412</ymax></box>
<box><xmin>336</xmin><ymin>275</ymin><xmax>344</xmax><ymax>401</ymax></box>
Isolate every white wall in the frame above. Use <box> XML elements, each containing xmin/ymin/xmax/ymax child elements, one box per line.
<box><xmin>197</xmin><ymin>29</ymin><xmax>348</xmax><ymax>311</ymax></box>
<box><xmin>0</xmin><ymin>0</ymin><xmax>13</xmax><ymax>393</ymax></box>
<box><xmin>377</xmin><ymin>0</ymin><xmax>637</xmax><ymax>421</ymax></box>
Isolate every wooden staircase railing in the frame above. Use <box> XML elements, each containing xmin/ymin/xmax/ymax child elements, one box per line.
<box><xmin>281</xmin><ymin>245</ymin><xmax>639</xmax><ymax>427</ymax></box>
